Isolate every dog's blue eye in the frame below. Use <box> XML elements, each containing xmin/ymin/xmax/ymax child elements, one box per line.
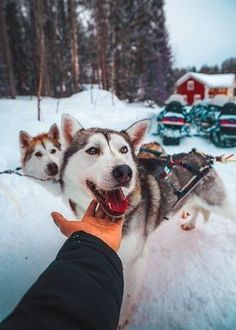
<box><xmin>86</xmin><ymin>147</ymin><xmax>99</xmax><ymax>155</ymax></box>
<box><xmin>51</xmin><ymin>149</ymin><xmax>56</xmax><ymax>154</ymax></box>
<box><xmin>120</xmin><ymin>146</ymin><xmax>128</xmax><ymax>154</ymax></box>
<box><xmin>35</xmin><ymin>151</ymin><xmax>43</xmax><ymax>157</ymax></box>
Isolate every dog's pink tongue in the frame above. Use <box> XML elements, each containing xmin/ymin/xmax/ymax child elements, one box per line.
<box><xmin>106</xmin><ymin>189</ymin><xmax>128</xmax><ymax>213</ymax></box>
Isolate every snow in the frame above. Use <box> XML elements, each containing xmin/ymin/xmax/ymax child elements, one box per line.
<box><xmin>165</xmin><ymin>93</ymin><xmax>187</xmax><ymax>105</ymax></box>
<box><xmin>212</xmin><ymin>94</ymin><xmax>233</xmax><ymax>106</ymax></box>
<box><xmin>176</xmin><ymin>72</ymin><xmax>235</xmax><ymax>88</ymax></box>
<box><xmin>0</xmin><ymin>87</ymin><xmax>236</xmax><ymax>329</ymax></box>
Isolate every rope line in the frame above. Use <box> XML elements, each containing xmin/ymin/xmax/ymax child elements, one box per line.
<box><xmin>0</xmin><ymin>166</ymin><xmax>60</xmax><ymax>184</ymax></box>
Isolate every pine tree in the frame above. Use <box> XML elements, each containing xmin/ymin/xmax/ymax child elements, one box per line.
<box><xmin>222</xmin><ymin>58</ymin><xmax>236</xmax><ymax>74</ymax></box>
<box><xmin>133</xmin><ymin>0</ymin><xmax>173</xmax><ymax>102</ymax></box>
<box><xmin>108</xmin><ymin>0</ymin><xmax>173</xmax><ymax>102</ymax></box>
<box><xmin>109</xmin><ymin>0</ymin><xmax>136</xmax><ymax>100</ymax></box>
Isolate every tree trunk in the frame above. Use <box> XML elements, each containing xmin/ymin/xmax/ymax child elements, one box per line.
<box><xmin>36</xmin><ymin>0</ymin><xmax>45</xmax><ymax>121</ymax></box>
<box><xmin>0</xmin><ymin>0</ymin><xmax>16</xmax><ymax>98</ymax></box>
<box><xmin>68</xmin><ymin>0</ymin><xmax>80</xmax><ymax>93</ymax></box>
<box><xmin>96</xmin><ymin>0</ymin><xmax>109</xmax><ymax>91</ymax></box>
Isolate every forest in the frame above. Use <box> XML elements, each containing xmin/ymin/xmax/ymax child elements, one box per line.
<box><xmin>0</xmin><ymin>0</ymin><xmax>235</xmax><ymax>103</ymax></box>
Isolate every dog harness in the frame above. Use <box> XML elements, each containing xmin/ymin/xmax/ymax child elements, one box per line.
<box><xmin>139</xmin><ymin>147</ymin><xmax>214</xmax><ymax>209</ymax></box>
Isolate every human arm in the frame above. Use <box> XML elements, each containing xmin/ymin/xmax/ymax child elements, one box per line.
<box><xmin>0</xmin><ymin>201</ymin><xmax>124</xmax><ymax>330</ymax></box>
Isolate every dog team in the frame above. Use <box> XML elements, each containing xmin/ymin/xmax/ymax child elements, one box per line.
<box><xmin>19</xmin><ymin>114</ymin><xmax>236</xmax><ymax>328</ymax></box>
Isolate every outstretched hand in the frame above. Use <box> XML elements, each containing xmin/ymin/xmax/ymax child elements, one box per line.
<box><xmin>51</xmin><ymin>200</ymin><xmax>124</xmax><ymax>252</ymax></box>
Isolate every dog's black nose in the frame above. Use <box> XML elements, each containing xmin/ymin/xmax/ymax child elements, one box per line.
<box><xmin>112</xmin><ymin>165</ymin><xmax>132</xmax><ymax>185</ymax></box>
<box><xmin>47</xmin><ymin>162</ymin><xmax>58</xmax><ymax>176</ymax></box>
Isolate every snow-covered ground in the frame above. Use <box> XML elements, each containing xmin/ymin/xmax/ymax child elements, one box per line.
<box><xmin>0</xmin><ymin>88</ymin><xmax>236</xmax><ymax>329</ymax></box>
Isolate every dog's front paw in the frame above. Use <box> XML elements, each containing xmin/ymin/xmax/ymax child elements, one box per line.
<box><xmin>181</xmin><ymin>222</ymin><xmax>195</xmax><ymax>231</ymax></box>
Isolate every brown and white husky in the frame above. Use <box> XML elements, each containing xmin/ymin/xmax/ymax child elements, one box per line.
<box><xmin>60</xmin><ymin>114</ymin><xmax>236</xmax><ymax>328</ymax></box>
<box><xmin>19</xmin><ymin>124</ymin><xmax>62</xmax><ymax>181</ymax></box>
<box><xmin>18</xmin><ymin>124</ymin><xmax>63</xmax><ymax>197</ymax></box>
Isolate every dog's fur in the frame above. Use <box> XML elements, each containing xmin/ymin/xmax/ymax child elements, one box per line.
<box><xmin>18</xmin><ymin>124</ymin><xmax>63</xmax><ymax>197</ymax></box>
<box><xmin>137</xmin><ymin>141</ymin><xmax>166</xmax><ymax>159</ymax></box>
<box><xmin>137</xmin><ymin>142</ymin><xmax>210</xmax><ymax>230</ymax></box>
<box><xmin>60</xmin><ymin>114</ymin><xmax>236</xmax><ymax>327</ymax></box>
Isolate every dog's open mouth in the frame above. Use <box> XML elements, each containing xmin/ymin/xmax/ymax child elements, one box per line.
<box><xmin>86</xmin><ymin>180</ymin><xmax>129</xmax><ymax>218</ymax></box>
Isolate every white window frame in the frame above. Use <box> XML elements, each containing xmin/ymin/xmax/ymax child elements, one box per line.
<box><xmin>187</xmin><ymin>80</ymin><xmax>194</xmax><ymax>91</ymax></box>
<box><xmin>194</xmin><ymin>94</ymin><xmax>201</xmax><ymax>101</ymax></box>
<box><xmin>218</xmin><ymin>88</ymin><xmax>225</xmax><ymax>93</ymax></box>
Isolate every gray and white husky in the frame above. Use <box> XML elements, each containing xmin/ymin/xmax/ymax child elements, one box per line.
<box><xmin>59</xmin><ymin>114</ymin><xmax>236</xmax><ymax>327</ymax></box>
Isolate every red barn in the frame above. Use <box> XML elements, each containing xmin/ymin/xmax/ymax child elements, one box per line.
<box><xmin>175</xmin><ymin>72</ymin><xmax>235</xmax><ymax>105</ymax></box>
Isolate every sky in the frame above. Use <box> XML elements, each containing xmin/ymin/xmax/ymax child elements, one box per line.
<box><xmin>165</xmin><ymin>0</ymin><xmax>236</xmax><ymax>69</ymax></box>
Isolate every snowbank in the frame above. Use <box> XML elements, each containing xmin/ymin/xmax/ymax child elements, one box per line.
<box><xmin>165</xmin><ymin>94</ymin><xmax>187</xmax><ymax>106</ymax></box>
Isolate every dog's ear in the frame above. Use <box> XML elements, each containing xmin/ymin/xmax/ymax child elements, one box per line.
<box><xmin>48</xmin><ymin>123</ymin><xmax>60</xmax><ymax>141</ymax></box>
<box><xmin>61</xmin><ymin>114</ymin><xmax>83</xmax><ymax>145</ymax></box>
<box><xmin>124</xmin><ymin>119</ymin><xmax>150</xmax><ymax>153</ymax></box>
<box><xmin>19</xmin><ymin>131</ymin><xmax>32</xmax><ymax>155</ymax></box>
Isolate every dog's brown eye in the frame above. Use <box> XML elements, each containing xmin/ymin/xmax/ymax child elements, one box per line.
<box><xmin>120</xmin><ymin>146</ymin><xmax>128</xmax><ymax>154</ymax></box>
<box><xmin>86</xmin><ymin>147</ymin><xmax>99</xmax><ymax>155</ymax></box>
<box><xmin>35</xmin><ymin>151</ymin><xmax>42</xmax><ymax>157</ymax></box>
<box><xmin>51</xmin><ymin>149</ymin><xmax>56</xmax><ymax>154</ymax></box>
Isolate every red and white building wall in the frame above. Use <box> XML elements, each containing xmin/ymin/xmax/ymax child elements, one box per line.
<box><xmin>175</xmin><ymin>72</ymin><xmax>235</xmax><ymax>105</ymax></box>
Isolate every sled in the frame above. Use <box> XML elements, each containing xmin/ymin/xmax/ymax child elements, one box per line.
<box><xmin>210</xmin><ymin>102</ymin><xmax>236</xmax><ymax>147</ymax></box>
<box><xmin>190</xmin><ymin>103</ymin><xmax>221</xmax><ymax>136</ymax></box>
<box><xmin>157</xmin><ymin>101</ymin><xmax>190</xmax><ymax>145</ymax></box>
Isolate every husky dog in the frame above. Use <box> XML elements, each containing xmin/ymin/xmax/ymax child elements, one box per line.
<box><xmin>60</xmin><ymin>114</ymin><xmax>235</xmax><ymax>327</ymax></box>
<box><xmin>137</xmin><ymin>142</ymin><xmax>204</xmax><ymax>230</ymax></box>
<box><xmin>19</xmin><ymin>124</ymin><xmax>62</xmax><ymax>181</ymax></box>
<box><xmin>138</xmin><ymin>141</ymin><xmax>166</xmax><ymax>159</ymax></box>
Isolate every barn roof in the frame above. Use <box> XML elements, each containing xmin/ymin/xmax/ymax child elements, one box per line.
<box><xmin>175</xmin><ymin>72</ymin><xmax>235</xmax><ymax>88</ymax></box>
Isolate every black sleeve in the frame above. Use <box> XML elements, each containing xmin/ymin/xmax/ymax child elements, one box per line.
<box><xmin>0</xmin><ymin>231</ymin><xmax>124</xmax><ymax>330</ymax></box>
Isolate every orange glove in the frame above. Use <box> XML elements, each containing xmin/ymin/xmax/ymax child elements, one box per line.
<box><xmin>51</xmin><ymin>200</ymin><xmax>124</xmax><ymax>252</ymax></box>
